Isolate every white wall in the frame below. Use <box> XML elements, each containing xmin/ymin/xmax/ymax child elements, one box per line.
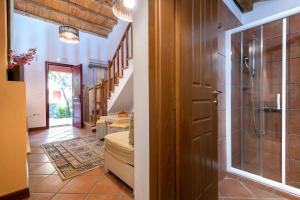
<box><xmin>13</xmin><ymin>13</ymin><xmax>126</xmax><ymax>128</ymax></box>
<box><xmin>133</xmin><ymin>0</ymin><xmax>149</xmax><ymax>199</ymax></box>
<box><xmin>223</xmin><ymin>0</ymin><xmax>243</xmax><ymax>23</ymax></box>
<box><xmin>108</xmin><ymin>60</ymin><xmax>133</xmax><ymax>113</ymax></box>
<box><xmin>243</xmin><ymin>0</ymin><xmax>300</xmax><ymax>24</ymax></box>
<box><xmin>107</xmin><ymin>20</ymin><xmax>129</xmax><ymax>59</ymax></box>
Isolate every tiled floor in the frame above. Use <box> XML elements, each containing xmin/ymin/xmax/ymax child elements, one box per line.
<box><xmin>26</xmin><ymin>126</ymin><xmax>133</xmax><ymax>200</ymax></box>
<box><xmin>218</xmin><ymin>177</ymin><xmax>298</xmax><ymax>200</ymax></box>
<box><xmin>49</xmin><ymin>118</ymin><xmax>72</xmax><ymax>127</ymax></box>
<box><xmin>27</xmin><ymin>126</ymin><xmax>298</xmax><ymax>200</ymax></box>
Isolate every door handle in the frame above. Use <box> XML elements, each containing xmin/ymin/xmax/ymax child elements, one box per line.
<box><xmin>277</xmin><ymin>93</ymin><xmax>281</xmax><ymax>110</ymax></box>
<box><xmin>212</xmin><ymin>90</ymin><xmax>222</xmax><ymax>105</ymax></box>
<box><xmin>212</xmin><ymin>90</ymin><xmax>222</xmax><ymax>95</ymax></box>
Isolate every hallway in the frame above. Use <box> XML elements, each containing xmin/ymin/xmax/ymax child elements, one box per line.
<box><xmin>27</xmin><ymin>126</ymin><xmax>133</xmax><ymax>200</ymax></box>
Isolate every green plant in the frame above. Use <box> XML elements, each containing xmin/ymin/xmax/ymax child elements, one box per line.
<box><xmin>48</xmin><ymin>71</ymin><xmax>72</xmax><ymax>116</ymax></box>
<box><xmin>56</xmin><ymin>107</ymin><xmax>71</xmax><ymax>119</ymax></box>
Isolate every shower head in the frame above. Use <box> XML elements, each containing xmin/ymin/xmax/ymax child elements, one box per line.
<box><xmin>243</xmin><ymin>56</ymin><xmax>255</xmax><ymax>76</ymax></box>
<box><xmin>243</xmin><ymin>56</ymin><xmax>250</xmax><ymax>71</ymax></box>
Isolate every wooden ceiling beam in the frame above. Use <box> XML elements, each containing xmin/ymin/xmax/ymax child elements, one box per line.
<box><xmin>234</xmin><ymin>0</ymin><xmax>254</xmax><ymax>12</ymax></box>
<box><xmin>28</xmin><ymin>0</ymin><xmax>112</xmax><ymax>32</ymax></box>
<box><xmin>65</xmin><ymin>0</ymin><xmax>118</xmax><ymax>24</ymax></box>
<box><xmin>234</xmin><ymin>0</ymin><xmax>267</xmax><ymax>12</ymax></box>
<box><xmin>95</xmin><ymin>0</ymin><xmax>114</xmax><ymax>7</ymax></box>
<box><xmin>14</xmin><ymin>0</ymin><xmax>109</xmax><ymax>37</ymax></box>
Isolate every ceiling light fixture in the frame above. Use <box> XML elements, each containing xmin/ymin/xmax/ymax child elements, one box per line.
<box><xmin>112</xmin><ymin>0</ymin><xmax>133</xmax><ymax>22</ymax></box>
<box><xmin>59</xmin><ymin>26</ymin><xmax>80</xmax><ymax>44</ymax></box>
<box><xmin>59</xmin><ymin>0</ymin><xmax>80</xmax><ymax>44</ymax></box>
<box><xmin>123</xmin><ymin>0</ymin><xmax>135</xmax><ymax>9</ymax></box>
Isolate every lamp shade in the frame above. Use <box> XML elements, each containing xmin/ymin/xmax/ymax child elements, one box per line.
<box><xmin>112</xmin><ymin>0</ymin><xmax>133</xmax><ymax>22</ymax></box>
<box><xmin>59</xmin><ymin>25</ymin><xmax>80</xmax><ymax>44</ymax></box>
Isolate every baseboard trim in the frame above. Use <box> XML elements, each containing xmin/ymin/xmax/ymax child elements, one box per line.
<box><xmin>28</xmin><ymin>126</ymin><xmax>47</xmax><ymax>132</ymax></box>
<box><xmin>0</xmin><ymin>188</ymin><xmax>30</xmax><ymax>200</ymax></box>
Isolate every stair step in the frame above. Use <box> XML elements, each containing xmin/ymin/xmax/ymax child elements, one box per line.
<box><xmin>84</xmin><ymin>121</ymin><xmax>96</xmax><ymax>133</ymax></box>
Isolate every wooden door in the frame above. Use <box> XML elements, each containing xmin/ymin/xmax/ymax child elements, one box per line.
<box><xmin>72</xmin><ymin>64</ymin><xmax>83</xmax><ymax>128</ymax></box>
<box><xmin>176</xmin><ymin>0</ymin><xmax>219</xmax><ymax>199</ymax></box>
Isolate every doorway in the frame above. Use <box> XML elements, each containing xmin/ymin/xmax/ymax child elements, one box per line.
<box><xmin>45</xmin><ymin>62</ymin><xmax>83</xmax><ymax>129</ymax></box>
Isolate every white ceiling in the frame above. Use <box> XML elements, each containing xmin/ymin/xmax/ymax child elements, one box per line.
<box><xmin>223</xmin><ymin>0</ymin><xmax>300</xmax><ymax>24</ymax></box>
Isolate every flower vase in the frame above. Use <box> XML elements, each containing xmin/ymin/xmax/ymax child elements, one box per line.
<box><xmin>7</xmin><ymin>66</ymin><xmax>24</xmax><ymax>81</ymax></box>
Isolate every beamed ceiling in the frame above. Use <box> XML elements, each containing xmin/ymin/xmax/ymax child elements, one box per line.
<box><xmin>14</xmin><ymin>0</ymin><xmax>118</xmax><ymax>38</ymax></box>
<box><xmin>234</xmin><ymin>0</ymin><xmax>268</xmax><ymax>13</ymax></box>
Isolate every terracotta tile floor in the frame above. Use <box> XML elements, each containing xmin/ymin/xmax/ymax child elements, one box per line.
<box><xmin>26</xmin><ymin>126</ymin><xmax>134</xmax><ymax>200</ymax></box>
<box><xmin>218</xmin><ymin>177</ymin><xmax>293</xmax><ymax>200</ymax></box>
<box><xmin>27</xmin><ymin>126</ymin><xmax>299</xmax><ymax>200</ymax></box>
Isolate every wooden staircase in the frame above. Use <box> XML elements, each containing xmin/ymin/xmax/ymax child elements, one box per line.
<box><xmin>87</xmin><ymin>23</ymin><xmax>133</xmax><ymax>127</ymax></box>
<box><xmin>107</xmin><ymin>23</ymin><xmax>133</xmax><ymax>97</ymax></box>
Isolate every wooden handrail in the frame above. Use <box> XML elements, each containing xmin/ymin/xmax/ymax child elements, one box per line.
<box><xmin>87</xmin><ymin>23</ymin><xmax>133</xmax><ymax>124</ymax></box>
<box><xmin>90</xmin><ymin>23</ymin><xmax>132</xmax><ymax>120</ymax></box>
<box><xmin>107</xmin><ymin>23</ymin><xmax>133</xmax><ymax>97</ymax></box>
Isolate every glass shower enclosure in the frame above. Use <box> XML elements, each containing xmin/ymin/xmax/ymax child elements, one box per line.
<box><xmin>226</xmin><ymin>9</ymin><xmax>300</xmax><ymax>196</ymax></box>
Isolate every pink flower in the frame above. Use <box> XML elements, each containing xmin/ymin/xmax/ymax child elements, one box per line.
<box><xmin>7</xmin><ymin>48</ymin><xmax>37</xmax><ymax>69</ymax></box>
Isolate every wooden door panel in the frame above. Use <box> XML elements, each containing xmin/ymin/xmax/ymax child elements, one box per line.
<box><xmin>191</xmin><ymin>137</ymin><xmax>203</xmax><ymax>199</ymax></box>
<box><xmin>192</xmin><ymin>119</ymin><xmax>212</xmax><ymax>139</ymax></box>
<box><xmin>178</xmin><ymin>0</ymin><xmax>218</xmax><ymax>199</ymax></box>
<box><xmin>192</xmin><ymin>86</ymin><xmax>211</xmax><ymax>100</ymax></box>
<box><xmin>72</xmin><ymin>64</ymin><xmax>83</xmax><ymax>128</ymax></box>
<box><xmin>192</xmin><ymin>0</ymin><xmax>201</xmax><ymax>84</ymax></box>
<box><xmin>192</xmin><ymin>101</ymin><xmax>212</xmax><ymax>121</ymax></box>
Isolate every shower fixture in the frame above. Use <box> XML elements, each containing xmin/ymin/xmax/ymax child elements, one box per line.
<box><xmin>243</xmin><ymin>37</ymin><xmax>259</xmax><ymax>135</ymax></box>
<box><xmin>244</xmin><ymin>42</ymin><xmax>257</xmax><ymax>77</ymax></box>
<box><xmin>243</xmin><ymin>56</ymin><xmax>255</xmax><ymax>76</ymax></box>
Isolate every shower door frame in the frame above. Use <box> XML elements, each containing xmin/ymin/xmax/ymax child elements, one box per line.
<box><xmin>226</xmin><ymin>7</ymin><xmax>300</xmax><ymax>196</ymax></box>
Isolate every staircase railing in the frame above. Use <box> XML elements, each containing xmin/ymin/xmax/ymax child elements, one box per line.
<box><xmin>96</xmin><ymin>23</ymin><xmax>132</xmax><ymax>119</ymax></box>
<box><xmin>107</xmin><ymin>23</ymin><xmax>133</xmax><ymax>97</ymax></box>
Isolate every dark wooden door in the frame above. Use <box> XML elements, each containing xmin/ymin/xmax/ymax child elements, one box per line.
<box><xmin>177</xmin><ymin>0</ymin><xmax>219</xmax><ymax>199</ymax></box>
<box><xmin>72</xmin><ymin>64</ymin><xmax>83</xmax><ymax>128</ymax></box>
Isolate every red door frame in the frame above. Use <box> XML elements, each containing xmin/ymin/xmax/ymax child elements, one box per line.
<box><xmin>72</xmin><ymin>64</ymin><xmax>84</xmax><ymax>128</ymax></box>
<box><xmin>45</xmin><ymin>61</ymin><xmax>82</xmax><ymax>129</ymax></box>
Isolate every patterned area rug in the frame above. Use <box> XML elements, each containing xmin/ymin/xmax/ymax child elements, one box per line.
<box><xmin>41</xmin><ymin>135</ymin><xmax>104</xmax><ymax>180</ymax></box>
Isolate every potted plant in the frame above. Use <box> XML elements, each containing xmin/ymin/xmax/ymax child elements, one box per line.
<box><xmin>7</xmin><ymin>48</ymin><xmax>37</xmax><ymax>81</ymax></box>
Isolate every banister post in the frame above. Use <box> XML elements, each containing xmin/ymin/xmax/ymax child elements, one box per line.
<box><xmin>130</xmin><ymin>24</ymin><xmax>133</xmax><ymax>58</ymax></box>
<box><xmin>126</xmin><ymin>31</ymin><xmax>129</xmax><ymax>67</ymax></box>
<box><xmin>108</xmin><ymin>60</ymin><xmax>111</xmax><ymax>97</ymax></box>
<box><xmin>117</xmin><ymin>49</ymin><xmax>120</xmax><ymax>83</ymax></box>
<box><xmin>112</xmin><ymin>59</ymin><xmax>115</xmax><ymax>88</ymax></box>
<box><xmin>121</xmin><ymin>42</ymin><xmax>124</xmax><ymax>76</ymax></box>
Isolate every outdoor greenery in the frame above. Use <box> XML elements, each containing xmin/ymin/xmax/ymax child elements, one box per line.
<box><xmin>56</xmin><ymin>106</ymin><xmax>72</xmax><ymax>118</ymax></box>
<box><xmin>48</xmin><ymin>71</ymin><xmax>72</xmax><ymax>118</ymax></box>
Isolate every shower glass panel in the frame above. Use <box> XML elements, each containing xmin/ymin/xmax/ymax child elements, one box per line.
<box><xmin>227</xmin><ymin>9</ymin><xmax>300</xmax><ymax>196</ymax></box>
<box><xmin>286</xmin><ymin>13</ymin><xmax>300</xmax><ymax>189</ymax></box>
<box><xmin>231</xmin><ymin>20</ymin><xmax>283</xmax><ymax>182</ymax></box>
<box><xmin>262</xmin><ymin>20</ymin><xmax>283</xmax><ymax>182</ymax></box>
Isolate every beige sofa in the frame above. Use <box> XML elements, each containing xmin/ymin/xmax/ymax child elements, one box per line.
<box><xmin>104</xmin><ymin>131</ymin><xmax>134</xmax><ymax>188</ymax></box>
